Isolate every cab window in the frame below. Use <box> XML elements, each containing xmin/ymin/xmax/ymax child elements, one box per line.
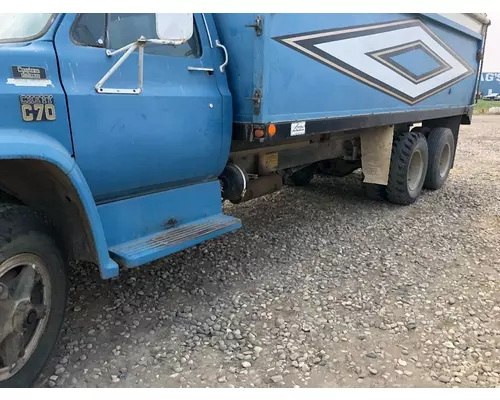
<box><xmin>72</xmin><ymin>13</ymin><xmax>201</xmax><ymax>58</ymax></box>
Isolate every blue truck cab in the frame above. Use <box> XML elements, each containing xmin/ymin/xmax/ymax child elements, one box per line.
<box><xmin>0</xmin><ymin>13</ymin><xmax>490</xmax><ymax>386</ymax></box>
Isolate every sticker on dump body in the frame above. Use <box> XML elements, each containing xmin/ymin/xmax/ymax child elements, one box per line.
<box><xmin>291</xmin><ymin>121</ymin><xmax>306</xmax><ymax>136</ymax></box>
<box><xmin>19</xmin><ymin>95</ymin><xmax>56</xmax><ymax>122</ymax></box>
<box><xmin>7</xmin><ymin>65</ymin><xmax>53</xmax><ymax>87</ymax></box>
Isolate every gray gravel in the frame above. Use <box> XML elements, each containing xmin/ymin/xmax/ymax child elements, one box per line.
<box><xmin>37</xmin><ymin>115</ymin><xmax>500</xmax><ymax>388</ymax></box>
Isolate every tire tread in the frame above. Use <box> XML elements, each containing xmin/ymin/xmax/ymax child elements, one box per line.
<box><xmin>386</xmin><ymin>131</ymin><xmax>428</xmax><ymax>205</ymax></box>
<box><xmin>424</xmin><ymin>127</ymin><xmax>455</xmax><ymax>190</ymax></box>
<box><xmin>0</xmin><ymin>203</ymin><xmax>67</xmax><ymax>388</ymax></box>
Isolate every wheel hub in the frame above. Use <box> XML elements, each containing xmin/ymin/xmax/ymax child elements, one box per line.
<box><xmin>0</xmin><ymin>254</ymin><xmax>51</xmax><ymax>381</ymax></box>
<box><xmin>439</xmin><ymin>143</ymin><xmax>451</xmax><ymax>178</ymax></box>
<box><xmin>0</xmin><ymin>332</ymin><xmax>24</xmax><ymax>367</ymax></box>
<box><xmin>407</xmin><ymin>149</ymin><xmax>424</xmax><ymax>192</ymax></box>
<box><xmin>0</xmin><ymin>283</ymin><xmax>7</xmax><ymax>299</ymax></box>
<box><xmin>26</xmin><ymin>309</ymin><xmax>37</xmax><ymax>326</ymax></box>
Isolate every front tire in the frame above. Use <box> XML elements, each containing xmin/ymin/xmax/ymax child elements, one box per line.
<box><xmin>0</xmin><ymin>204</ymin><xmax>68</xmax><ymax>388</ymax></box>
<box><xmin>386</xmin><ymin>131</ymin><xmax>429</xmax><ymax>205</ymax></box>
<box><xmin>424</xmin><ymin>127</ymin><xmax>455</xmax><ymax>190</ymax></box>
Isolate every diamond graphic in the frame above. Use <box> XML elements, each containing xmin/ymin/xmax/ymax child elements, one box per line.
<box><xmin>367</xmin><ymin>40</ymin><xmax>452</xmax><ymax>84</ymax></box>
<box><xmin>274</xmin><ymin>19</ymin><xmax>475</xmax><ymax>105</ymax></box>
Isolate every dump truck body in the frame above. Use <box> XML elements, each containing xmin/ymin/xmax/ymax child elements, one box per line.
<box><xmin>214</xmin><ymin>13</ymin><xmax>487</xmax><ymax>145</ymax></box>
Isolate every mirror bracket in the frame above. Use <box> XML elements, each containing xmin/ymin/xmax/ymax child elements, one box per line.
<box><xmin>95</xmin><ymin>36</ymin><xmax>188</xmax><ymax>95</ymax></box>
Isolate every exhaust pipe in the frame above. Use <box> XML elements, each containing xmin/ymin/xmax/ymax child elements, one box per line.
<box><xmin>219</xmin><ymin>164</ymin><xmax>282</xmax><ymax>204</ymax></box>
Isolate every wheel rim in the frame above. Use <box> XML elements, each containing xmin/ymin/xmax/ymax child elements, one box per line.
<box><xmin>0</xmin><ymin>254</ymin><xmax>51</xmax><ymax>382</ymax></box>
<box><xmin>439</xmin><ymin>143</ymin><xmax>451</xmax><ymax>178</ymax></box>
<box><xmin>407</xmin><ymin>149</ymin><xmax>424</xmax><ymax>192</ymax></box>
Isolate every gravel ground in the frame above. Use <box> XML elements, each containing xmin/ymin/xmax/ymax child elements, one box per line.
<box><xmin>38</xmin><ymin>115</ymin><xmax>500</xmax><ymax>388</ymax></box>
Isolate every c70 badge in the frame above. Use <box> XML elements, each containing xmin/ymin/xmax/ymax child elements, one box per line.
<box><xmin>20</xmin><ymin>95</ymin><xmax>56</xmax><ymax>122</ymax></box>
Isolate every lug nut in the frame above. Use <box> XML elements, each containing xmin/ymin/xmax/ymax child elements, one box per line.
<box><xmin>27</xmin><ymin>310</ymin><xmax>37</xmax><ymax>325</ymax></box>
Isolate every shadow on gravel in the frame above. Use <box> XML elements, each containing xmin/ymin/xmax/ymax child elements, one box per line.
<box><xmin>37</xmin><ymin>166</ymin><xmax>494</xmax><ymax>387</ymax></box>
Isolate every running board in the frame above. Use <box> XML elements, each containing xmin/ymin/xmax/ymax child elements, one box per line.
<box><xmin>109</xmin><ymin>214</ymin><xmax>241</xmax><ymax>268</ymax></box>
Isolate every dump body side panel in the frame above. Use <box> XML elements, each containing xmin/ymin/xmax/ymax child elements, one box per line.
<box><xmin>263</xmin><ymin>13</ymin><xmax>482</xmax><ymax>123</ymax></box>
<box><xmin>215</xmin><ymin>13</ymin><xmax>485</xmax><ymax>134</ymax></box>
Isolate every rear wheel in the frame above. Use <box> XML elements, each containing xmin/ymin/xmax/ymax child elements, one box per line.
<box><xmin>386</xmin><ymin>131</ymin><xmax>429</xmax><ymax>205</ymax></box>
<box><xmin>424</xmin><ymin>127</ymin><xmax>455</xmax><ymax>190</ymax></box>
<box><xmin>0</xmin><ymin>204</ymin><xmax>68</xmax><ymax>388</ymax></box>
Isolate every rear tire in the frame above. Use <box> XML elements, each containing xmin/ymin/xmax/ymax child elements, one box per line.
<box><xmin>386</xmin><ymin>131</ymin><xmax>429</xmax><ymax>205</ymax></box>
<box><xmin>0</xmin><ymin>204</ymin><xmax>68</xmax><ymax>388</ymax></box>
<box><xmin>424</xmin><ymin>127</ymin><xmax>455</xmax><ymax>190</ymax></box>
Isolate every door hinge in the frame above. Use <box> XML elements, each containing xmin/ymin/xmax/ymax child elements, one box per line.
<box><xmin>477</xmin><ymin>49</ymin><xmax>484</xmax><ymax>62</ymax></box>
<box><xmin>246</xmin><ymin>89</ymin><xmax>262</xmax><ymax>116</ymax></box>
<box><xmin>245</xmin><ymin>16</ymin><xmax>263</xmax><ymax>36</ymax></box>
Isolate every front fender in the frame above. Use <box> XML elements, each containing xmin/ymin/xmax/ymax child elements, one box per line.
<box><xmin>0</xmin><ymin>129</ymin><xmax>119</xmax><ymax>278</ymax></box>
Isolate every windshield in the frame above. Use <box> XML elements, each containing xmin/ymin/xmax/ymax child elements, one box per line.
<box><xmin>0</xmin><ymin>13</ymin><xmax>55</xmax><ymax>42</ymax></box>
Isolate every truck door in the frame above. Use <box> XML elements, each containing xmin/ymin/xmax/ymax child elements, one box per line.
<box><xmin>54</xmin><ymin>13</ymin><xmax>225</xmax><ymax>202</ymax></box>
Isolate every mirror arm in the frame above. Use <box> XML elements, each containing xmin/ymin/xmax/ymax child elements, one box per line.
<box><xmin>95</xmin><ymin>36</ymin><xmax>148</xmax><ymax>95</ymax></box>
<box><xmin>94</xmin><ymin>36</ymin><xmax>187</xmax><ymax>95</ymax></box>
<box><xmin>105</xmin><ymin>41</ymin><xmax>137</xmax><ymax>57</ymax></box>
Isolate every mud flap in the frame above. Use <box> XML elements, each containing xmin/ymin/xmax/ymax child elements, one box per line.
<box><xmin>360</xmin><ymin>125</ymin><xmax>394</xmax><ymax>186</ymax></box>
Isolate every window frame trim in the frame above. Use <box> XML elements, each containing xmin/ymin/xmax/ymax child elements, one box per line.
<box><xmin>70</xmin><ymin>13</ymin><xmax>203</xmax><ymax>59</ymax></box>
<box><xmin>70</xmin><ymin>13</ymin><xmax>106</xmax><ymax>49</ymax></box>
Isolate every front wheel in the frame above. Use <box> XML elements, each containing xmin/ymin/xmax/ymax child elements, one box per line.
<box><xmin>0</xmin><ymin>204</ymin><xmax>68</xmax><ymax>388</ymax></box>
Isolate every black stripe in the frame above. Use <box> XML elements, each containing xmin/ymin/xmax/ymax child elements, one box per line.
<box><xmin>273</xmin><ymin>18</ymin><xmax>422</xmax><ymax>42</ymax></box>
<box><xmin>231</xmin><ymin>106</ymin><xmax>472</xmax><ymax>150</ymax></box>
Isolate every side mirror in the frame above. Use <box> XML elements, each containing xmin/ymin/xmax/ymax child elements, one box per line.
<box><xmin>155</xmin><ymin>13</ymin><xmax>194</xmax><ymax>42</ymax></box>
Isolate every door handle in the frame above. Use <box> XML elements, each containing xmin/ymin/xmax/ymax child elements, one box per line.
<box><xmin>215</xmin><ymin>40</ymin><xmax>228</xmax><ymax>73</ymax></box>
<box><xmin>187</xmin><ymin>66</ymin><xmax>214</xmax><ymax>74</ymax></box>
